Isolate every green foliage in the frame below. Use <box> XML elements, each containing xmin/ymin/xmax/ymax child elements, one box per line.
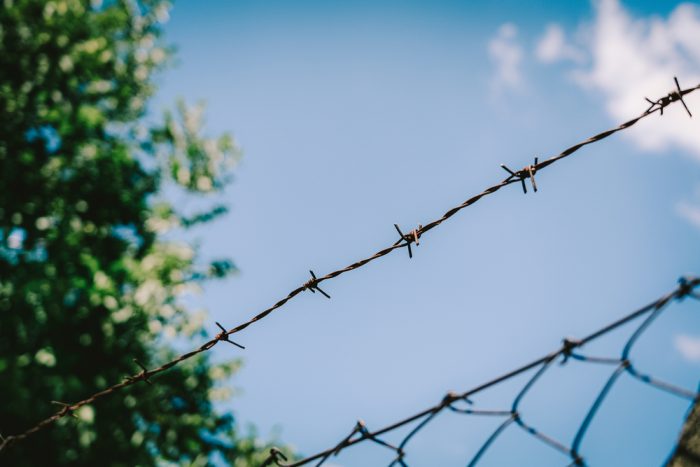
<box><xmin>0</xmin><ymin>0</ymin><xmax>293</xmax><ymax>465</ymax></box>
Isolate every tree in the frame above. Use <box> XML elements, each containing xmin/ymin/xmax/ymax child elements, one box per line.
<box><xmin>669</xmin><ymin>402</ymin><xmax>700</xmax><ymax>466</ymax></box>
<box><xmin>0</xmin><ymin>1</ymin><xmax>290</xmax><ymax>465</ymax></box>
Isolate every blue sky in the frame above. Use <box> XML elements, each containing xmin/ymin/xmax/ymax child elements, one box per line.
<box><xmin>155</xmin><ymin>1</ymin><xmax>700</xmax><ymax>465</ymax></box>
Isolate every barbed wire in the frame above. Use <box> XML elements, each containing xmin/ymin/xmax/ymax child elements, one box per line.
<box><xmin>1</xmin><ymin>78</ymin><xmax>698</xmax><ymax>453</ymax></box>
<box><xmin>262</xmin><ymin>277</ymin><xmax>700</xmax><ymax>467</ymax></box>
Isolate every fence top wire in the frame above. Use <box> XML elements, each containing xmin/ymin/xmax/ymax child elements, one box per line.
<box><xmin>1</xmin><ymin>78</ymin><xmax>698</xmax><ymax>453</ymax></box>
<box><xmin>268</xmin><ymin>277</ymin><xmax>700</xmax><ymax>467</ymax></box>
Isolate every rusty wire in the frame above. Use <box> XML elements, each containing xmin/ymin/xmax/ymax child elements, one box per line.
<box><xmin>263</xmin><ymin>277</ymin><xmax>700</xmax><ymax>467</ymax></box>
<box><xmin>0</xmin><ymin>78</ymin><xmax>698</xmax><ymax>453</ymax></box>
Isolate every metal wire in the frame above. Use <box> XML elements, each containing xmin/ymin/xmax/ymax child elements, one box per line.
<box><xmin>265</xmin><ymin>277</ymin><xmax>700</xmax><ymax>466</ymax></box>
<box><xmin>1</xmin><ymin>79</ymin><xmax>698</xmax><ymax>453</ymax></box>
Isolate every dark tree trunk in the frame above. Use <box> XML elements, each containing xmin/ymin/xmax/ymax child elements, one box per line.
<box><xmin>668</xmin><ymin>400</ymin><xmax>700</xmax><ymax>466</ymax></box>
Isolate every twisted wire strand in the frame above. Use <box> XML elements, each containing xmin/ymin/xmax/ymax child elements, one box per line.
<box><xmin>274</xmin><ymin>277</ymin><xmax>700</xmax><ymax>466</ymax></box>
<box><xmin>1</xmin><ymin>81</ymin><xmax>698</xmax><ymax>453</ymax></box>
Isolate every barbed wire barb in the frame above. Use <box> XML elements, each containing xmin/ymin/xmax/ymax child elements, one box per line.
<box><xmin>394</xmin><ymin>224</ymin><xmax>422</xmax><ymax>258</ymax></box>
<box><xmin>262</xmin><ymin>447</ymin><xmax>289</xmax><ymax>466</ymax></box>
<box><xmin>130</xmin><ymin>359</ymin><xmax>153</xmax><ymax>385</ymax></box>
<box><xmin>50</xmin><ymin>401</ymin><xmax>77</xmax><ymax>419</ymax></box>
<box><xmin>501</xmin><ymin>157</ymin><xmax>538</xmax><ymax>193</ymax></box>
<box><xmin>304</xmin><ymin>270</ymin><xmax>331</xmax><ymax>299</ymax></box>
<box><xmin>215</xmin><ymin>321</ymin><xmax>245</xmax><ymax>349</ymax></box>
<box><xmin>645</xmin><ymin>76</ymin><xmax>693</xmax><ymax>117</ymax></box>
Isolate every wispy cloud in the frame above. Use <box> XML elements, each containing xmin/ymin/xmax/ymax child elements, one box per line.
<box><xmin>676</xmin><ymin>185</ymin><xmax>700</xmax><ymax>230</ymax></box>
<box><xmin>676</xmin><ymin>201</ymin><xmax>700</xmax><ymax>229</ymax></box>
<box><xmin>536</xmin><ymin>0</ymin><xmax>700</xmax><ymax>157</ymax></box>
<box><xmin>535</xmin><ymin>24</ymin><xmax>584</xmax><ymax>64</ymax></box>
<box><xmin>488</xmin><ymin>23</ymin><xmax>524</xmax><ymax>93</ymax></box>
<box><xmin>675</xmin><ymin>334</ymin><xmax>700</xmax><ymax>362</ymax></box>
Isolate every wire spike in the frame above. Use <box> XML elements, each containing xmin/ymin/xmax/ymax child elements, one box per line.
<box><xmin>501</xmin><ymin>164</ymin><xmax>516</xmax><ymax>177</ymax></box>
<box><xmin>394</xmin><ymin>224</ymin><xmax>422</xmax><ymax>258</ymax></box>
<box><xmin>674</xmin><ymin>76</ymin><xmax>692</xmax><ymax>117</ymax></box>
<box><xmin>215</xmin><ymin>322</ymin><xmax>245</xmax><ymax>349</ymax></box>
<box><xmin>305</xmin><ymin>270</ymin><xmax>331</xmax><ymax>299</ymax></box>
<box><xmin>262</xmin><ymin>447</ymin><xmax>288</xmax><ymax>466</ymax></box>
<box><xmin>132</xmin><ymin>359</ymin><xmax>153</xmax><ymax>384</ymax></box>
<box><xmin>505</xmin><ymin>157</ymin><xmax>538</xmax><ymax>194</ymax></box>
<box><xmin>51</xmin><ymin>401</ymin><xmax>78</xmax><ymax>418</ymax></box>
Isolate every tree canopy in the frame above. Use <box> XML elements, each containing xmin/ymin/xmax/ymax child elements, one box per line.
<box><xmin>0</xmin><ymin>1</ymin><xmax>289</xmax><ymax>464</ymax></box>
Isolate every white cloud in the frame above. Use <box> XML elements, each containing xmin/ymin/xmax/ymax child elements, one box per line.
<box><xmin>675</xmin><ymin>334</ymin><xmax>700</xmax><ymax>362</ymax></box>
<box><xmin>536</xmin><ymin>24</ymin><xmax>584</xmax><ymax>64</ymax></box>
<box><xmin>489</xmin><ymin>23</ymin><xmax>524</xmax><ymax>92</ymax></box>
<box><xmin>537</xmin><ymin>0</ymin><xmax>700</xmax><ymax>157</ymax></box>
<box><xmin>676</xmin><ymin>185</ymin><xmax>700</xmax><ymax>230</ymax></box>
<box><xmin>677</xmin><ymin>201</ymin><xmax>700</xmax><ymax>229</ymax></box>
